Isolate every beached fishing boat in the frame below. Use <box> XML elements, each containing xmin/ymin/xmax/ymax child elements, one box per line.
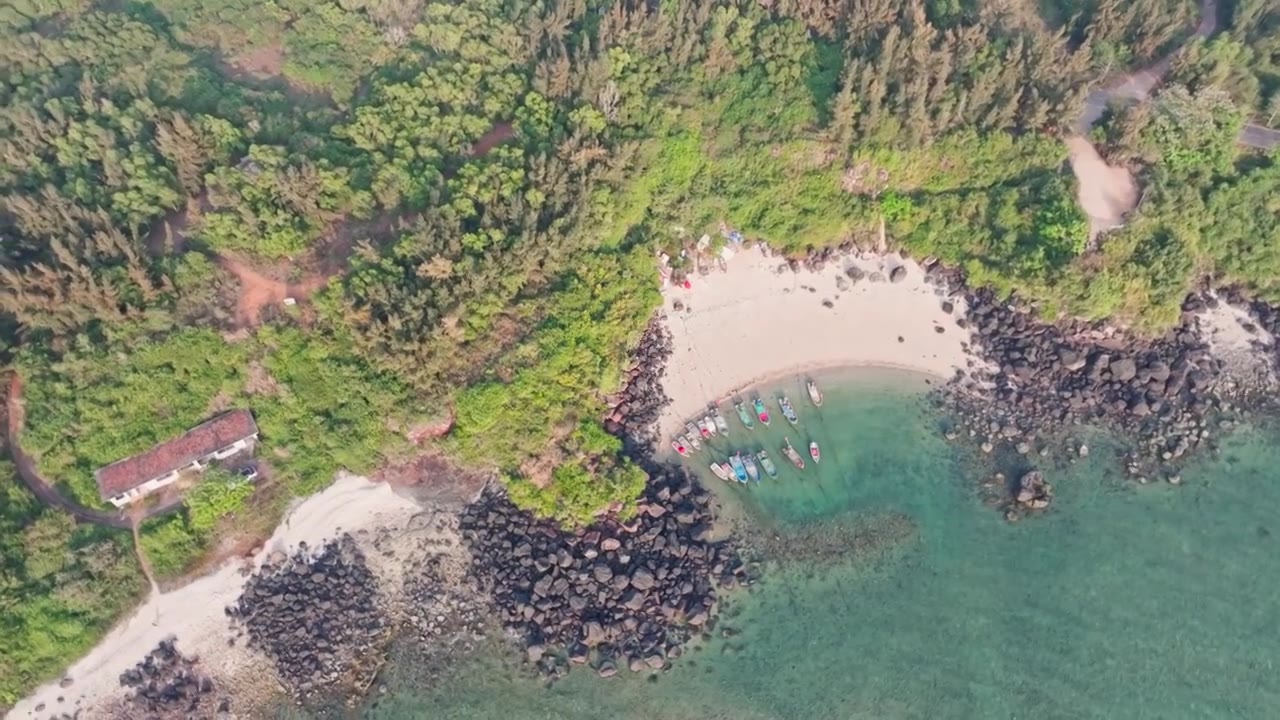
<box><xmin>779</xmin><ymin>395</ymin><xmax>799</xmax><ymax>425</ymax></box>
<box><xmin>743</xmin><ymin>453</ymin><xmax>760</xmax><ymax>482</ymax></box>
<box><xmin>698</xmin><ymin>418</ymin><xmax>714</xmax><ymax>438</ymax></box>
<box><xmin>728</xmin><ymin>454</ymin><xmax>749</xmax><ymax>483</ymax></box>
<box><xmin>672</xmin><ymin>437</ymin><xmax>690</xmax><ymax>457</ymax></box>
<box><xmin>809</xmin><ymin>441</ymin><xmax>821</xmax><ymax>463</ymax></box>
<box><xmin>685</xmin><ymin>423</ymin><xmax>702</xmax><ymax>449</ymax></box>
<box><xmin>735</xmin><ymin>402</ymin><xmax>755</xmax><ymax>429</ymax></box>
<box><xmin>713</xmin><ymin>408</ymin><xmax>730</xmax><ymax>434</ymax></box>
<box><xmin>709</xmin><ymin>462</ymin><xmax>730</xmax><ymax>480</ymax></box>
<box><xmin>807</xmin><ymin>380</ymin><xmax>823</xmax><ymax>407</ymax></box>
<box><xmin>757</xmin><ymin>450</ymin><xmax>778</xmax><ymax>478</ymax></box>
<box><xmin>783</xmin><ymin>437</ymin><xmax>806</xmax><ymax>470</ymax></box>
<box><xmin>753</xmin><ymin>397</ymin><xmax>771</xmax><ymax>426</ymax></box>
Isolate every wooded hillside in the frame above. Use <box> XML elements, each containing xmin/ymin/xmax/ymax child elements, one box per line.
<box><xmin>1</xmin><ymin>0</ymin><xmax>1276</xmax><ymax>704</ymax></box>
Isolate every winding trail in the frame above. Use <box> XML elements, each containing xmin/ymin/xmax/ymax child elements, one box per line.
<box><xmin>1075</xmin><ymin>0</ymin><xmax>1278</xmax><ymax>147</ymax></box>
<box><xmin>1067</xmin><ymin>0</ymin><xmax>1277</xmax><ymax>241</ymax></box>
<box><xmin>6</xmin><ymin>374</ymin><xmax>131</xmax><ymax>528</ymax></box>
<box><xmin>5</xmin><ymin>374</ymin><xmax>185</xmax><ymax>529</ymax></box>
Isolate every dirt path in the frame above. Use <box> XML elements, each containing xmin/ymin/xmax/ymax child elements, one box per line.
<box><xmin>1067</xmin><ymin>0</ymin><xmax>1216</xmax><ymax>240</ymax></box>
<box><xmin>5</xmin><ymin>374</ymin><xmax>132</xmax><ymax>528</ymax></box>
<box><xmin>1065</xmin><ymin>136</ymin><xmax>1140</xmax><ymax>243</ymax></box>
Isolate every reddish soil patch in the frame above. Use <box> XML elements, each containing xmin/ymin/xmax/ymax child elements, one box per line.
<box><xmin>471</xmin><ymin>122</ymin><xmax>515</xmax><ymax>156</ymax></box>
<box><xmin>406</xmin><ymin>411</ymin><xmax>456</xmax><ymax>444</ymax></box>
<box><xmin>229</xmin><ymin>44</ymin><xmax>285</xmax><ymax>78</ymax></box>
<box><xmin>374</xmin><ymin>452</ymin><xmax>490</xmax><ymax>503</ymax></box>
<box><xmin>216</xmin><ymin>254</ymin><xmax>331</xmax><ymax>329</ymax></box>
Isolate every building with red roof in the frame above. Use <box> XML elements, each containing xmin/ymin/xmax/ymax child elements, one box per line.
<box><xmin>95</xmin><ymin>409</ymin><xmax>259</xmax><ymax>508</ymax></box>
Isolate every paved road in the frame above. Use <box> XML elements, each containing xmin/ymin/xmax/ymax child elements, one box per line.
<box><xmin>1076</xmin><ymin>0</ymin><xmax>1278</xmax><ymax>149</ymax></box>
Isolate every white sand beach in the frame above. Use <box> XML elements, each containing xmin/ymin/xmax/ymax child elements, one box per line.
<box><xmin>7</xmin><ymin>473</ymin><xmax>442</xmax><ymax>719</ymax></box>
<box><xmin>656</xmin><ymin>246</ymin><xmax>981</xmax><ymax>442</ymax></box>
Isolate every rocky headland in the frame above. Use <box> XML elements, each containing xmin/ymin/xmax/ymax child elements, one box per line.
<box><xmin>459</xmin><ymin>465</ymin><xmax>747</xmax><ymax>679</ymax></box>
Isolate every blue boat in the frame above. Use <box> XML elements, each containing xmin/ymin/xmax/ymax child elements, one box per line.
<box><xmin>728</xmin><ymin>454</ymin><xmax>749</xmax><ymax>483</ymax></box>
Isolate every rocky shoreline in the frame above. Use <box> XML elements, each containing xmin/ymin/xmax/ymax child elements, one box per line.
<box><xmin>459</xmin><ymin>465</ymin><xmax>747</xmax><ymax>679</ymax></box>
<box><xmin>225</xmin><ymin>536</ymin><xmax>388</xmax><ymax>701</ymax></box>
<box><xmin>796</xmin><ymin>244</ymin><xmax>1278</xmax><ymax>508</ymax></box>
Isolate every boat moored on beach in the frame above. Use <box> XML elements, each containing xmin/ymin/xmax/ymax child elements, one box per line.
<box><xmin>783</xmin><ymin>437</ymin><xmax>806</xmax><ymax>469</ymax></box>
<box><xmin>685</xmin><ymin>423</ymin><xmax>703</xmax><ymax>449</ymax></box>
<box><xmin>709</xmin><ymin>462</ymin><xmax>730</xmax><ymax>480</ymax></box>
<box><xmin>713</xmin><ymin>408</ymin><xmax>730</xmax><ymax>434</ymax></box>
<box><xmin>757</xmin><ymin>450</ymin><xmax>778</xmax><ymax>478</ymax></box>
<box><xmin>699</xmin><ymin>417</ymin><xmax>714</xmax><ymax>438</ymax></box>
<box><xmin>728</xmin><ymin>454</ymin><xmax>749</xmax><ymax>483</ymax></box>
<box><xmin>807</xmin><ymin>380</ymin><xmax>823</xmax><ymax>407</ymax></box>
<box><xmin>809</xmin><ymin>441</ymin><xmax>821</xmax><ymax>463</ymax></box>
<box><xmin>779</xmin><ymin>395</ymin><xmax>799</xmax><ymax>425</ymax></box>
<box><xmin>753</xmin><ymin>397</ymin><xmax>771</xmax><ymax>426</ymax></box>
<box><xmin>735</xmin><ymin>402</ymin><xmax>755</xmax><ymax>429</ymax></box>
<box><xmin>672</xmin><ymin>437</ymin><xmax>691</xmax><ymax>457</ymax></box>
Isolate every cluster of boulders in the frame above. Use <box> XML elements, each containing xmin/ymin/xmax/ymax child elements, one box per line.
<box><xmin>1015</xmin><ymin>470</ymin><xmax>1053</xmax><ymax>510</ymax></box>
<box><xmin>940</xmin><ymin>286</ymin><xmax>1238</xmax><ymax>481</ymax></box>
<box><xmin>604</xmin><ymin>320</ymin><xmax>673</xmax><ymax>448</ymax></box>
<box><xmin>226</xmin><ymin>536</ymin><xmax>385</xmax><ymax>698</ymax></box>
<box><xmin>459</xmin><ymin>467</ymin><xmax>746</xmax><ymax>679</ymax></box>
<box><xmin>116</xmin><ymin>640</ymin><xmax>228</xmax><ymax>719</ymax></box>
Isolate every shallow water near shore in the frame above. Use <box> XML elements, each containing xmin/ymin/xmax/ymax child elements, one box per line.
<box><xmin>302</xmin><ymin>369</ymin><xmax>1280</xmax><ymax>719</ymax></box>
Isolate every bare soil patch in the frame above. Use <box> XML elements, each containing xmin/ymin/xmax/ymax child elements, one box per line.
<box><xmin>228</xmin><ymin>44</ymin><xmax>285</xmax><ymax>78</ymax></box>
<box><xmin>471</xmin><ymin>122</ymin><xmax>515</xmax><ymax>156</ymax></box>
<box><xmin>1064</xmin><ymin>136</ymin><xmax>1140</xmax><ymax>242</ymax></box>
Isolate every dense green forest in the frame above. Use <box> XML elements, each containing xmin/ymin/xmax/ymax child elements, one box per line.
<box><xmin>1</xmin><ymin>0</ymin><xmax>1277</xmax><ymax>705</ymax></box>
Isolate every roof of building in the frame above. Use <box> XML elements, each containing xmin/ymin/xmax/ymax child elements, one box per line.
<box><xmin>94</xmin><ymin>409</ymin><xmax>259</xmax><ymax>500</ymax></box>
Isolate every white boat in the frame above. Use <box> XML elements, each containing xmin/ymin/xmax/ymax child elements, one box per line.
<box><xmin>709</xmin><ymin>462</ymin><xmax>730</xmax><ymax>481</ymax></box>
<box><xmin>684</xmin><ymin>423</ymin><xmax>702</xmax><ymax>449</ymax></box>
<box><xmin>807</xmin><ymin>380</ymin><xmax>823</xmax><ymax>407</ymax></box>
<box><xmin>701</xmin><ymin>415</ymin><xmax>717</xmax><ymax>436</ymax></box>
<box><xmin>712</xmin><ymin>408</ymin><xmax>730</xmax><ymax>434</ymax></box>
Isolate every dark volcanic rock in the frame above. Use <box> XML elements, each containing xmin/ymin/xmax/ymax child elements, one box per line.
<box><xmin>459</xmin><ymin>465</ymin><xmax>745</xmax><ymax>678</ymax></box>
<box><xmin>940</xmin><ymin>283</ymin><xmax>1245</xmax><ymax>488</ymax></box>
<box><xmin>226</xmin><ymin>536</ymin><xmax>385</xmax><ymax>698</ymax></box>
<box><xmin>604</xmin><ymin>319</ymin><xmax>674</xmax><ymax>450</ymax></box>
<box><xmin>117</xmin><ymin>639</ymin><xmax>226</xmax><ymax>718</ymax></box>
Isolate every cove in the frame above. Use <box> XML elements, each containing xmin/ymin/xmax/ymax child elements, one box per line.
<box><xmin>338</xmin><ymin>369</ymin><xmax>1280</xmax><ymax>720</ymax></box>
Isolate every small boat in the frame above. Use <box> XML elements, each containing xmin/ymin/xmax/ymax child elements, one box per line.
<box><xmin>778</xmin><ymin>395</ymin><xmax>799</xmax><ymax>425</ymax></box>
<box><xmin>807</xmin><ymin>380</ymin><xmax>823</xmax><ymax>407</ymax></box>
<box><xmin>684</xmin><ymin>423</ymin><xmax>702</xmax><ymax>449</ymax></box>
<box><xmin>713</xmin><ymin>408</ymin><xmax>730</xmax><ymax>434</ymax></box>
<box><xmin>809</xmin><ymin>441</ymin><xmax>821</xmax><ymax>463</ymax></box>
<box><xmin>709</xmin><ymin>462</ymin><xmax>730</xmax><ymax>481</ymax></box>
<box><xmin>735</xmin><ymin>402</ymin><xmax>755</xmax><ymax>430</ymax></box>
<box><xmin>672</xmin><ymin>437</ymin><xmax>690</xmax><ymax>457</ymax></box>
<box><xmin>728</xmin><ymin>454</ymin><xmax>749</xmax><ymax>483</ymax></box>
<box><xmin>753</xmin><ymin>397</ymin><xmax>771</xmax><ymax>426</ymax></box>
<box><xmin>757</xmin><ymin>450</ymin><xmax>778</xmax><ymax>478</ymax></box>
<box><xmin>783</xmin><ymin>437</ymin><xmax>806</xmax><ymax>470</ymax></box>
<box><xmin>698</xmin><ymin>418</ymin><xmax>714</xmax><ymax>438</ymax></box>
<box><xmin>743</xmin><ymin>453</ymin><xmax>761</xmax><ymax>483</ymax></box>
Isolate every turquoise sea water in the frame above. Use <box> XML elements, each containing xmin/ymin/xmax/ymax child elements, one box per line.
<box><xmin>345</xmin><ymin>370</ymin><xmax>1280</xmax><ymax>719</ymax></box>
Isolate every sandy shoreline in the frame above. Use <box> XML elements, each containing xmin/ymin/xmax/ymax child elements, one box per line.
<box><xmin>7</xmin><ymin>473</ymin><xmax>446</xmax><ymax>719</ymax></box>
<box><xmin>656</xmin><ymin>246</ymin><xmax>982</xmax><ymax>441</ymax></box>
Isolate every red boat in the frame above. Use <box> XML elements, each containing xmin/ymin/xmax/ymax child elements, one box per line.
<box><xmin>672</xmin><ymin>437</ymin><xmax>690</xmax><ymax>457</ymax></box>
<box><xmin>809</xmin><ymin>441</ymin><xmax>821</xmax><ymax>464</ymax></box>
